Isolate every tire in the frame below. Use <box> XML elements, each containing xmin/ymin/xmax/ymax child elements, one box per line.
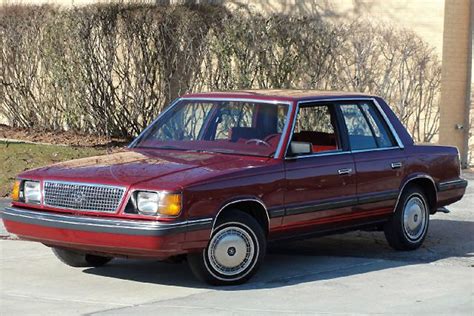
<box><xmin>187</xmin><ymin>210</ymin><xmax>266</xmax><ymax>285</ymax></box>
<box><xmin>52</xmin><ymin>248</ymin><xmax>113</xmax><ymax>267</ymax></box>
<box><xmin>384</xmin><ymin>186</ymin><xmax>430</xmax><ymax>250</ymax></box>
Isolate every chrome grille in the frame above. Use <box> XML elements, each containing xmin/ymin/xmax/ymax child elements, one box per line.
<box><xmin>43</xmin><ymin>181</ymin><xmax>125</xmax><ymax>213</ymax></box>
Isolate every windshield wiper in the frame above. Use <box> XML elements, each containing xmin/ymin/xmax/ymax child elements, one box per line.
<box><xmin>139</xmin><ymin>146</ymin><xmax>268</xmax><ymax>157</ymax></box>
<box><xmin>196</xmin><ymin>149</ymin><xmax>267</xmax><ymax>157</ymax></box>
<box><xmin>195</xmin><ymin>148</ymin><xmax>235</xmax><ymax>154</ymax></box>
<box><xmin>138</xmin><ymin>145</ymin><xmax>190</xmax><ymax>151</ymax></box>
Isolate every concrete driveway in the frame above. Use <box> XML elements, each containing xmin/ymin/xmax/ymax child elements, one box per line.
<box><xmin>1</xmin><ymin>175</ymin><xmax>473</xmax><ymax>315</ymax></box>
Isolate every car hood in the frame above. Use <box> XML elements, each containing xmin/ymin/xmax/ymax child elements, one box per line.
<box><xmin>20</xmin><ymin>149</ymin><xmax>270</xmax><ymax>190</ymax></box>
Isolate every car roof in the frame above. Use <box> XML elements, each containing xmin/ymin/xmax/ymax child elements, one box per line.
<box><xmin>182</xmin><ymin>89</ymin><xmax>375</xmax><ymax>102</ymax></box>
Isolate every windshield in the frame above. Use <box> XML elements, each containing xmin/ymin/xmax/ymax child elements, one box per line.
<box><xmin>134</xmin><ymin>100</ymin><xmax>290</xmax><ymax>157</ymax></box>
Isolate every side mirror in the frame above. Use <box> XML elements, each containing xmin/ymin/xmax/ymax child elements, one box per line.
<box><xmin>289</xmin><ymin>141</ymin><xmax>312</xmax><ymax>156</ymax></box>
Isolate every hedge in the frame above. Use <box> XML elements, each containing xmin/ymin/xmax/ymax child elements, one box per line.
<box><xmin>0</xmin><ymin>4</ymin><xmax>441</xmax><ymax>141</ymax></box>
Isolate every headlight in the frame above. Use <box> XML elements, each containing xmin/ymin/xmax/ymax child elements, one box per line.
<box><xmin>24</xmin><ymin>181</ymin><xmax>41</xmax><ymax>204</ymax></box>
<box><xmin>136</xmin><ymin>191</ymin><xmax>182</xmax><ymax>216</ymax></box>
<box><xmin>137</xmin><ymin>191</ymin><xmax>160</xmax><ymax>215</ymax></box>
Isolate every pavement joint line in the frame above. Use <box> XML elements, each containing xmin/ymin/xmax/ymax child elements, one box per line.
<box><xmin>89</xmin><ymin>258</ymin><xmax>392</xmax><ymax>315</ymax></box>
<box><xmin>90</xmin><ymin>302</ymin><xmax>384</xmax><ymax>315</ymax></box>
<box><xmin>3</xmin><ymin>292</ymin><xmax>132</xmax><ymax>307</ymax></box>
<box><xmin>263</xmin><ymin>258</ymin><xmax>388</xmax><ymax>284</ymax></box>
<box><xmin>102</xmin><ymin>303</ymin><xmax>368</xmax><ymax>315</ymax></box>
<box><xmin>86</xmin><ymin>288</ymin><xmax>217</xmax><ymax>316</ymax></box>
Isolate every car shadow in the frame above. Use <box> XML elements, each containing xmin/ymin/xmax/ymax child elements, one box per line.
<box><xmin>83</xmin><ymin>218</ymin><xmax>473</xmax><ymax>290</ymax></box>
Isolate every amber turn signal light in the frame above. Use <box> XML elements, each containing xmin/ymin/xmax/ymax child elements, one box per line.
<box><xmin>11</xmin><ymin>180</ymin><xmax>21</xmax><ymax>201</ymax></box>
<box><xmin>159</xmin><ymin>194</ymin><xmax>182</xmax><ymax>216</ymax></box>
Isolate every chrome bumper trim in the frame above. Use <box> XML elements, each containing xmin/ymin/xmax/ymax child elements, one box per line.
<box><xmin>1</xmin><ymin>207</ymin><xmax>212</xmax><ymax>236</ymax></box>
<box><xmin>437</xmin><ymin>179</ymin><xmax>468</xmax><ymax>192</ymax></box>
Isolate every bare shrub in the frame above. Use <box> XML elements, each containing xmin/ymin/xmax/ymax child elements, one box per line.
<box><xmin>1</xmin><ymin>6</ymin><xmax>56</xmax><ymax>129</ymax></box>
<box><xmin>329</xmin><ymin>23</ymin><xmax>441</xmax><ymax>142</ymax></box>
<box><xmin>0</xmin><ymin>4</ymin><xmax>441</xmax><ymax>142</ymax></box>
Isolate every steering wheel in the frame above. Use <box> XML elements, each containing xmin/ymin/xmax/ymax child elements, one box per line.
<box><xmin>264</xmin><ymin>134</ymin><xmax>279</xmax><ymax>143</ymax></box>
<box><xmin>245</xmin><ymin>138</ymin><xmax>271</xmax><ymax>147</ymax></box>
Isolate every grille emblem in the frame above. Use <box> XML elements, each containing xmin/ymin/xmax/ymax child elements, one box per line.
<box><xmin>71</xmin><ymin>191</ymin><xmax>84</xmax><ymax>206</ymax></box>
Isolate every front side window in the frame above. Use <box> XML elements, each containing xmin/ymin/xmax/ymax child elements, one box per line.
<box><xmin>134</xmin><ymin>100</ymin><xmax>289</xmax><ymax>157</ymax></box>
<box><xmin>289</xmin><ymin>104</ymin><xmax>340</xmax><ymax>155</ymax></box>
<box><xmin>339</xmin><ymin>102</ymin><xmax>395</xmax><ymax>150</ymax></box>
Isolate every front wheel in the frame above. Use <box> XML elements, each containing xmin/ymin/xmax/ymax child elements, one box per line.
<box><xmin>384</xmin><ymin>186</ymin><xmax>430</xmax><ymax>250</ymax></box>
<box><xmin>52</xmin><ymin>247</ymin><xmax>113</xmax><ymax>267</ymax></box>
<box><xmin>187</xmin><ymin>210</ymin><xmax>266</xmax><ymax>285</ymax></box>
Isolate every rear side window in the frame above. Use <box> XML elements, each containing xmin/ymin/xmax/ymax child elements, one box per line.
<box><xmin>339</xmin><ymin>102</ymin><xmax>395</xmax><ymax>150</ymax></box>
<box><xmin>360</xmin><ymin>103</ymin><xmax>396</xmax><ymax>148</ymax></box>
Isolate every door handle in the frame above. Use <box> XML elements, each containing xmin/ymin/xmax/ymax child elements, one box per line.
<box><xmin>391</xmin><ymin>162</ymin><xmax>403</xmax><ymax>169</ymax></box>
<box><xmin>338</xmin><ymin>168</ymin><xmax>352</xmax><ymax>175</ymax></box>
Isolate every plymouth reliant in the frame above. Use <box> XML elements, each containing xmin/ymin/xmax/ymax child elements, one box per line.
<box><xmin>2</xmin><ymin>90</ymin><xmax>467</xmax><ymax>285</ymax></box>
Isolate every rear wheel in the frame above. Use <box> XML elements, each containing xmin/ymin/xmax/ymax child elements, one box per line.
<box><xmin>384</xmin><ymin>186</ymin><xmax>430</xmax><ymax>250</ymax></box>
<box><xmin>52</xmin><ymin>248</ymin><xmax>112</xmax><ymax>267</ymax></box>
<box><xmin>187</xmin><ymin>210</ymin><xmax>266</xmax><ymax>285</ymax></box>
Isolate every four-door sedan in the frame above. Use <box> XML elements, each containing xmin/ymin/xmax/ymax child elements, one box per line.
<box><xmin>1</xmin><ymin>90</ymin><xmax>467</xmax><ymax>285</ymax></box>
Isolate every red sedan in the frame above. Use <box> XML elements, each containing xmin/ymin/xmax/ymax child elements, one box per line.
<box><xmin>2</xmin><ymin>90</ymin><xmax>467</xmax><ymax>285</ymax></box>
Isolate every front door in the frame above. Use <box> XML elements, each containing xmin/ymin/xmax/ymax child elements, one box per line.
<box><xmin>279</xmin><ymin>102</ymin><xmax>357</xmax><ymax>237</ymax></box>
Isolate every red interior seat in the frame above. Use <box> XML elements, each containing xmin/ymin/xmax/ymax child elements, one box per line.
<box><xmin>312</xmin><ymin>145</ymin><xmax>337</xmax><ymax>152</ymax></box>
<box><xmin>293</xmin><ymin>131</ymin><xmax>338</xmax><ymax>153</ymax></box>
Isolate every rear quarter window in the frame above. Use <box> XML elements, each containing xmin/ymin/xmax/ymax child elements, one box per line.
<box><xmin>339</xmin><ymin>102</ymin><xmax>396</xmax><ymax>150</ymax></box>
<box><xmin>339</xmin><ymin>103</ymin><xmax>377</xmax><ymax>150</ymax></box>
<box><xmin>359</xmin><ymin>103</ymin><xmax>396</xmax><ymax>148</ymax></box>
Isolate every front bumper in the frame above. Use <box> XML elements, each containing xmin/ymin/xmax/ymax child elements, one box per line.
<box><xmin>1</xmin><ymin>207</ymin><xmax>212</xmax><ymax>258</ymax></box>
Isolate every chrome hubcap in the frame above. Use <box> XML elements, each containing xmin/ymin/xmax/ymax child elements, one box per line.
<box><xmin>207</xmin><ymin>226</ymin><xmax>255</xmax><ymax>276</ymax></box>
<box><xmin>403</xmin><ymin>196</ymin><xmax>426</xmax><ymax>240</ymax></box>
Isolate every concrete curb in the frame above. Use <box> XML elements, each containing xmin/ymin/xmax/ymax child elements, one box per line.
<box><xmin>0</xmin><ymin>198</ymin><xmax>16</xmax><ymax>239</ymax></box>
<box><xmin>0</xmin><ymin>138</ymin><xmax>68</xmax><ymax>147</ymax></box>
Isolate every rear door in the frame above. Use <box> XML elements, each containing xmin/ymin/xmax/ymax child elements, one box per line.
<box><xmin>338</xmin><ymin>100</ymin><xmax>406</xmax><ymax>215</ymax></box>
